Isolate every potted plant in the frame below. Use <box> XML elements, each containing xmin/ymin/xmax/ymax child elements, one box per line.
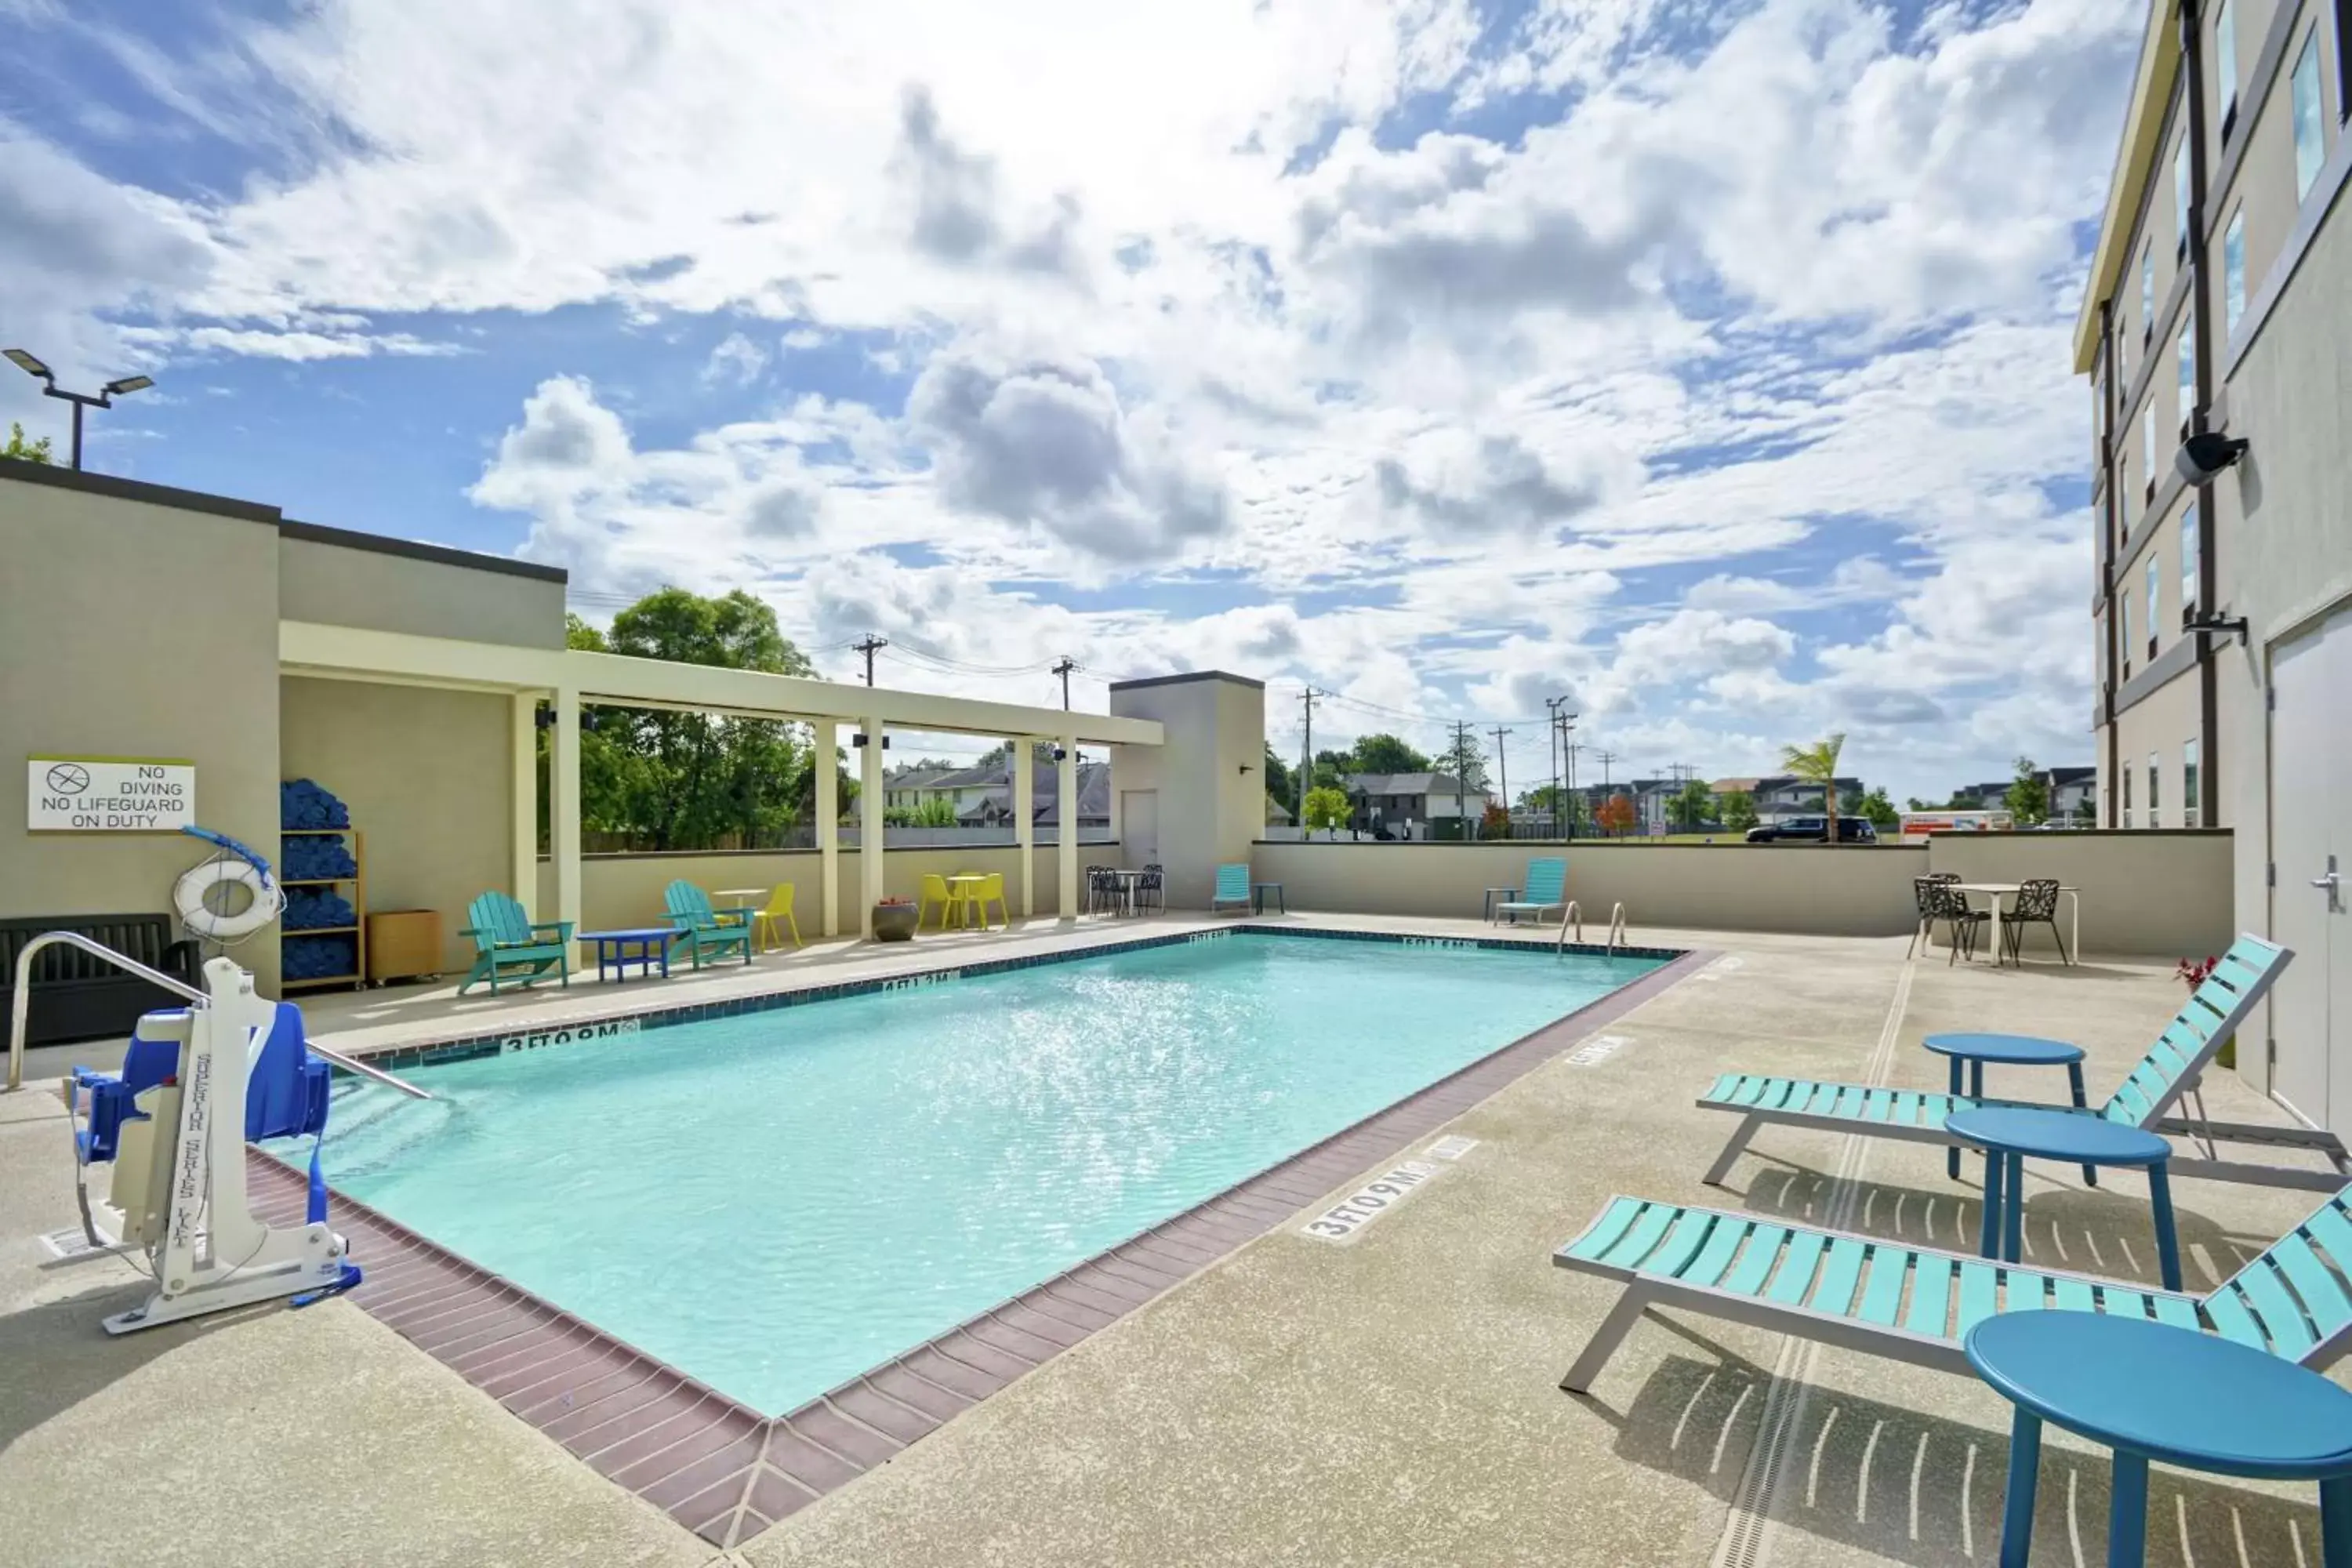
<box><xmin>2177</xmin><ymin>955</ymin><xmax>2234</xmax><ymax>1068</ymax></box>
<box><xmin>873</xmin><ymin>896</ymin><xmax>919</xmax><ymax>942</ymax></box>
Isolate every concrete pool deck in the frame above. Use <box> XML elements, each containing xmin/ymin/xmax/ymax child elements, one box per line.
<box><xmin>2</xmin><ymin>916</ymin><xmax>2339</xmax><ymax>1566</ymax></box>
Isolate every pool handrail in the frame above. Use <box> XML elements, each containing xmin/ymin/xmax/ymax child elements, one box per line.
<box><xmin>9</xmin><ymin>930</ymin><xmax>431</xmax><ymax>1101</ymax></box>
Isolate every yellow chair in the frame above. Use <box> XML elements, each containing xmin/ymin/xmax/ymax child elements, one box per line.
<box><xmin>751</xmin><ymin>884</ymin><xmax>802</xmax><ymax>951</ymax></box>
<box><xmin>916</xmin><ymin>873</ymin><xmax>953</xmax><ymax>931</ymax></box>
<box><xmin>972</xmin><ymin>872</ymin><xmax>1009</xmax><ymax>930</ymax></box>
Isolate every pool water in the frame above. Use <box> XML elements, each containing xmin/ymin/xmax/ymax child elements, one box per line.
<box><xmin>299</xmin><ymin>933</ymin><xmax>1663</xmax><ymax>1414</ymax></box>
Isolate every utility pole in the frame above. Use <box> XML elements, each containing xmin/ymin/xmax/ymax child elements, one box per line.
<box><xmin>1596</xmin><ymin>750</ymin><xmax>1617</xmax><ymax>791</ymax></box>
<box><xmin>1298</xmin><ymin>688</ymin><xmax>1319</xmax><ymax>826</ymax></box>
<box><xmin>1450</xmin><ymin>720</ymin><xmax>1473</xmax><ymax>837</ymax></box>
<box><xmin>851</xmin><ymin>634</ymin><xmax>887</xmax><ymax>687</ymax></box>
<box><xmin>1565</xmin><ymin>740</ymin><xmax>1584</xmax><ymax>835</ymax></box>
<box><xmin>1051</xmin><ymin>656</ymin><xmax>1078</xmax><ymax>711</ymax></box>
<box><xmin>1489</xmin><ymin>725</ymin><xmax>1512</xmax><ymax>831</ymax></box>
<box><xmin>1543</xmin><ymin>698</ymin><xmax>1563</xmax><ymax>835</ymax></box>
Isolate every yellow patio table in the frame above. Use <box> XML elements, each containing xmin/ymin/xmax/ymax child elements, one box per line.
<box><xmin>945</xmin><ymin>873</ymin><xmax>989</xmax><ymax>928</ymax></box>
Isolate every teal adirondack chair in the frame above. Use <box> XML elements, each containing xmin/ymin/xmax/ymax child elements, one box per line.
<box><xmin>458</xmin><ymin>891</ymin><xmax>573</xmax><ymax>995</ymax></box>
<box><xmin>1493</xmin><ymin>858</ymin><xmax>1567</xmax><ymax>924</ymax></box>
<box><xmin>664</xmin><ymin>880</ymin><xmax>754</xmax><ymax>969</ymax></box>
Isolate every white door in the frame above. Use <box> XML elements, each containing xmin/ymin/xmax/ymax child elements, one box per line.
<box><xmin>2269</xmin><ymin>606</ymin><xmax>2352</xmax><ymax>1127</ymax></box>
<box><xmin>1122</xmin><ymin>789</ymin><xmax>1159</xmax><ymax>866</ymax></box>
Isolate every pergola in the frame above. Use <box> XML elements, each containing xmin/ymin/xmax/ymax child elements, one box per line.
<box><xmin>278</xmin><ymin>622</ymin><xmax>1164</xmax><ymax>935</ymax></box>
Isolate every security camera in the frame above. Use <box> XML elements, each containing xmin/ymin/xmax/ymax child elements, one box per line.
<box><xmin>2174</xmin><ymin>431</ymin><xmax>2249</xmax><ymax>486</ymax></box>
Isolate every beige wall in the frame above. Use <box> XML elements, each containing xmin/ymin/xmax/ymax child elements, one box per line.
<box><xmin>537</xmin><ymin>844</ymin><xmax>1093</xmax><ymax>937</ymax></box>
<box><xmin>1246</xmin><ymin>842</ymin><xmax>1926</xmax><ymax>938</ymax></box>
<box><xmin>1109</xmin><ymin>673</ymin><xmax>1263</xmax><ymax>909</ymax></box>
<box><xmin>280</xmin><ymin>677</ymin><xmax>515</xmax><ymax>974</ymax></box>
<box><xmin>1922</xmin><ymin>831</ymin><xmax>2237</xmax><ymax>960</ymax></box>
<box><xmin>278</xmin><ymin>530</ymin><xmax>566</xmax><ymax>648</ymax></box>
<box><xmin>2111</xmin><ymin>664</ymin><xmax>2206</xmax><ymax>828</ymax></box>
<box><xmin>0</xmin><ymin>471</ymin><xmax>286</xmax><ymax>991</ymax></box>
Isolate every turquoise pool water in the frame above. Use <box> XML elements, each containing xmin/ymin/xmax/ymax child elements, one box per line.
<box><xmin>304</xmin><ymin>933</ymin><xmax>1663</xmax><ymax>1414</ymax></box>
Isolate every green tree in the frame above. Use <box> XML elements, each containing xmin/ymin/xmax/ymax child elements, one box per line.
<box><xmin>1301</xmin><ymin>786</ymin><xmax>1352</xmax><ymax>833</ymax></box>
<box><xmin>1668</xmin><ymin>779</ymin><xmax>1715</xmax><ymax>830</ymax></box>
<box><xmin>1261</xmin><ymin>744</ymin><xmax>1294</xmax><ymax>820</ymax></box>
<box><xmin>2005</xmin><ymin>756</ymin><xmax>2049</xmax><ymax>826</ymax></box>
<box><xmin>550</xmin><ymin>590</ymin><xmax>818</xmax><ymax>848</ymax></box>
<box><xmin>3</xmin><ymin>422</ymin><xmax>53</xmax><ymax>464</ymax></box>
<box><xmin>1856</xmin><ymin>786</ymin><xmax>1901</xmax><ymax>831</ymax></box>
<box><xmin>1780</xmin><ymin>733</ymin><xmax>1848</xmax><ymax>842</ymax></box>
<box><xmin>974</xmin><ymin>739</ymin><xmax>1060</xmax><ymax>769</ymax></box>
<box><xmin>1436</xmin><ymin>730</ymin><xmax>1487</xmax><ymax>793</ymax></box>
<box><xmin>1719</xmin><ymin>790</ymin><xmax>1759</xmax><ymax>834</ymax></box>
<box><xmin>1348</xmin><ymin>732</ymin><xmax>1431</xmax><ymax>774</ymax></box>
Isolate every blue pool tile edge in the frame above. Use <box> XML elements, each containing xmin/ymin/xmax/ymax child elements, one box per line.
<box><xmin>336</xmin><ymin>924</ymin><xmax>1686</xmax><ymax>1076</ymax></box>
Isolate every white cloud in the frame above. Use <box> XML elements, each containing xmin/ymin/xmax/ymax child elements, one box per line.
<box><xmin>9</xmin><ymin>0</ymin><xmax>2142</xmax><ymax>800</ymax></box>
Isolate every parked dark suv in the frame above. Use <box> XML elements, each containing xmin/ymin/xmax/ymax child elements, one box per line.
<box><xmin>1744</xmin><ymin>816</ymin><xmax>1878</xmax><ymax>844</ymax></box>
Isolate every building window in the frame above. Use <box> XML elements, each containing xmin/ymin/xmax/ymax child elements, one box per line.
<box><xmin>2292</xmin><ymin>32</ymin><xmax>2326</xmax><ymax>201</ymax></box>
<box><xmin>2122</xmin><ymin>759</ymin><xmax>2133</xmax><ymax>829</ymax></box>
<box><xmin>2223</xmin><ymin>209</ymin><xmax>2246</xmax><ymax>336</ymax></box>
<box><xmin>2120</xmin><ymin>588</ymin><xmax>2133</xmax><ymax>677</ymax></box>
<box><xmin>2096</xmin><ymin>608</ymin><xmax>2109</xmax><ymax>687</ymax></box>
<box><xmin>2216</xmin><ymin>0</ymin><xmax>2239</xmax><ymax>136</ymax></box>
<box><xmin>2177</xmin><ymin>321</ymin><xmax>2195</xmax><ymax>430</ymax></box>
<box><xmin>2145</xmin><ymin>555</ymin><xmax>2161</xmax><ymax>659</ymax></box>
<box><xmin>2143</xmin><ymin>402</ymin><xmax>2157</xmax><ymax>499</ymax></box>
<box><xmin>2174</xmin><ymin>138</ymin><xmax>2190</xmax><ymax>255</ymax></box>
<box><xmin>2141</xmin><ymin>246</ymin><xmax>2155</xmax><ymax>332</ymax></box>
<box><xmin>2181</xmin><ymin>503</ymin><xmax>2200</xmax><ymax>618</ymax></box>
<box><xmin>2183</xmin><ymin>739</ymin><xmax>2201</xmax><ymax>828</ymax></box>
<box><xmin>2148</xmin><ymin>750</ymin><xmax>2161</xmax><ymax>828</ymax></box>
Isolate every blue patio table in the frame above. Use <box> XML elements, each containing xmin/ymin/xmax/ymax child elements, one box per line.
<box><xmin>1967</xmin><ymin>1312</ymin><xmax>2352</xmax><ymax>1566</ymax></box>
<box><xmin>1945</xmin><ymin>1105</ymin><xmax>2182</xmax><ymax>1291</ymax></box>
<box><xmin>579</xmin><ymin>927</ymin><xmax>675</xmax><ymax>984</ymax></box>
<box><xmin>1923</xmin><ymin>1032</ymin><xmax>2092</xmax><ymax>1183</ymax></box>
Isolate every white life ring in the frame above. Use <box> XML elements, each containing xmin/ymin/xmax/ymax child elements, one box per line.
<box><xmin>174</xmin><ymin>857</ymin><xmax>283</xmax><ymax>942</ymax></box>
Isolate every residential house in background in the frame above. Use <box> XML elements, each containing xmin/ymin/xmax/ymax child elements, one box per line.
<box><xmin>1748</xmin><ymin>775</ymin><xmax>1868</xmax><ymax>823</ymax></box>
<box><xmin>881</xmin><ymin>764</ymin><xmax>960</xmax><ymax>812</ymax></box>
<box><xmin>1341</xmin><ymin>772</ymin><xmax>1492</xmax><ymax>833</ymax></box>
<box><xmin>2046</xmin><ymin>765</ymin><xmax>2098</xmax><ymax>824</ymax></box>
<box><xmin>953</xmin><ymin>760</ymin><xmax>1111</xmax><ymax>833</ymax></box>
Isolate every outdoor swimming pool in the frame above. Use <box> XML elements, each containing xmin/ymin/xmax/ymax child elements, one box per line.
<box><xmin>303</xmin><ymin>932</ymin><xmax>1666</xmax><ymax>1414</ymax></box>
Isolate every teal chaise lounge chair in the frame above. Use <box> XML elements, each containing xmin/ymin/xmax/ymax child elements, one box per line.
<box><xmin>663</xmin><ymin>880</ymin><xmax>754</xmax><ymax>969</ymax></box>
<box><xmin>1697</xmin><ymin>935</ymin><xmax>2342</xmax><ymax>1191</ymax></box>
<box><xmin>1492</xmin><ymin>858</ymin><xmax>1567</xmax><ymax>925</ymax></box>
<box><xmin>1555</xmin><ymin>1175</ymin><xmax>2352</xmax><ymax>1392</ymax></box>
<box><xmin>458</xmin><ymin>891</ymin><xmax>572</xmax><ymax>995</ymax></box>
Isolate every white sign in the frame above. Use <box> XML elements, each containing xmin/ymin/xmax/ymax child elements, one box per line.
<box><xmin>1300</xmin><ymin>1160</ymin><xmax>1443</xmax><ymax>1243</ymax></box>
<box><xmin>27</xmin><ymin>756</ymin><xmax>195</xmax><ymax>833</ymax></box>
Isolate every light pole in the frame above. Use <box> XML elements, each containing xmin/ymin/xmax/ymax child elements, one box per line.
<box><xmin>5</xmin><ymin>350</ymin><xmax>153</xmax><ymax>471</ymax></box>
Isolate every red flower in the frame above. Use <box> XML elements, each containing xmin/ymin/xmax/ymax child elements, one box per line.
<box><xmin>2176</xmin><ymin>955</ymin><xmax>2219</xmax><ymax>989</ymax></box>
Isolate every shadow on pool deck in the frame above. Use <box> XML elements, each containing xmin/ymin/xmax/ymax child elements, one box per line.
<box><xmin>1583</xmin><ymin>1323</ymin><xmax>2329</xmax><ymax>1566</ymax></box>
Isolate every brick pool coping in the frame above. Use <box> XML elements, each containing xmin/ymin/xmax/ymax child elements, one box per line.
<box><xmin>252</xmin><ymin>931</ymin><xmax>1713</xmax><ymax>1548</ymax></box>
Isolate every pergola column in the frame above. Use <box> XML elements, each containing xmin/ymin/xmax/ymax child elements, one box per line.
<box><xmin>551</xmin><ymin>685</ymin><xmax>582</xmax><ymax>944</ymax></box>
<box><xmin>1057</xmin><ymin>733</ymin><xmax>1078</xmax><ymax>921</ymax></box>
<box><xmin>858</xmin><ymin>717</ymin><xmax>885</xmax><ymax>937</ymax></box>
<box><xmin>510</xmin><ymin>691</ymin><xmax>539</xmax><ymax>917</ymax></box>
<box><xmin>1013</xmin><ymin>737</ymin><xmax>1035</xmax><ymax>918</ymax></box>
<box><xmin>813</xmin><ymin>719</ymin><xmax>839</xmax><ymax>937</ymax></box>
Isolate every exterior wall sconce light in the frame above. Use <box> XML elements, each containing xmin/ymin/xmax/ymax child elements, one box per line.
<box><xmin>2173</xmin><ymin>431</ymin><xmax>2249</xmax><ymax>485</ymax></box>
<box><xmin>2183</xmin><ymin>611</ymin><xmax>2250</xmax><ymax>645</ymax></box>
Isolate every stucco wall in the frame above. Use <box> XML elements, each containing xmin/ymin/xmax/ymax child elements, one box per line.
<box><xmin>280</xmin><ymin>677</ymin><xmax>514</xmax><ymax>974</ymax></box>
<box><xmin>1245</xmin><ymin>842</ymin><xmax>1926</xmax><ymax>938</ymax></box>
<box><xmin>278</xmin><ymin>528</ymin><xmax>567</xmax><ymax>648</ymax></box>
<box><xmin>1109</xmin><ymin>673</ymin><xmax>1261</xmax><ymax>909</ymax></box>
<box><xmin>0</xmin><ymin>470</ymin><xmax>285</xmax><ymax>991</ymax></box>
<box><xmin>537</xmin><ymin>844</ymin><xmax>1100</xmax><ymax>936</ymax></box>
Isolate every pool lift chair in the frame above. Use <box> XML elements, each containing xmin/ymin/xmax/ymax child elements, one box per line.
<box><xmin>15</xmin><ymin>934</ymin><xmax>434</xmax><ymax>1334</ymax></box>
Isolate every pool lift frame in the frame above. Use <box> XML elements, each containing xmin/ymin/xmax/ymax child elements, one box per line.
<box><xmin>9</xmin><ymin>931</ymin><xmax>430</xmax><ymax>1334</ymax></box>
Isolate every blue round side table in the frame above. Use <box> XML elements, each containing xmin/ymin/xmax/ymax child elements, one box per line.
<box><xmin>1945</xmin><ymin>1105</ymin><xmax>2182</xmax><ymax>1290</ymax></box>
<box><xmin>1967</xmin><ymin>1312</ymin><xmax>2352</xmax><ymax>1566</ymax></box>
<box><xmin>1923</xmin><ymin>1032</ymin><xmax>2091</xmax><ymax>1181</ymax></box>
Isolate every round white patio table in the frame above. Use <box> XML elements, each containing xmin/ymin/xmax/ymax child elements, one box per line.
<box><xmin>1948</xmin><ymin>882</ymin><xmax>2080</xmax><ymax>967</ymax></box>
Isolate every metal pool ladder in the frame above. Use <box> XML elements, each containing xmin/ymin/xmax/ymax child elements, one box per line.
<box><xmin>8</xmin><ymin>930</ymin><xmax>432</xmax><ymax>1100</ymax></box>
<box><xmin>1556</xmin><ymin>902</ymin><xmax>1630</xmax><ymax>956</ymax></box>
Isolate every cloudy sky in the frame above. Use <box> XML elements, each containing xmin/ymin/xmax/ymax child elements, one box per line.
<box><xmin>2</xmin><ymin>0</ymin><xmax>2140</xmax><ymax>800</ymax></box>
